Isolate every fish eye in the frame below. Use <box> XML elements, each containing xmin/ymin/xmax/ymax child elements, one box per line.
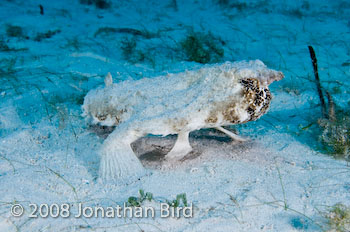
<box><xmin>97</xmin><ymin>114</ymin><xmax>107</xmax><ymax>121</ymax></box>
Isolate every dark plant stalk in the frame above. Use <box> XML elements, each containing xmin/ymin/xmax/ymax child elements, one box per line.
<box><xmin>308</xmin><ymin>46</ymin><xmax>327</xmax><ymax>119</ymax></box>
<box><xmin>39</xmin><ymin>5</ymin><xmax>44</xmax><ymax>15</ymax></box>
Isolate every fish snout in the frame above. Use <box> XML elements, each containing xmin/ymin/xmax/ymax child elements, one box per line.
<box><xmin>267</xmin><ymin>71</ymin><xmax>284</xmax><ymax>85</ymax></box>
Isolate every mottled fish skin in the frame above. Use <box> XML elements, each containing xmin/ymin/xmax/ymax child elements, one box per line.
<box><xmin>83</xmin><ymin>60</ymin><xmax>283</xmax><ymax>131</ymax></box>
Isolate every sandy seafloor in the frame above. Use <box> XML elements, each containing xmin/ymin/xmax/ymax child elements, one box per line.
<box><xmin>0</xmin><ymin>0</ymin><xmax>350</xmax><ymax>231</ymax></box>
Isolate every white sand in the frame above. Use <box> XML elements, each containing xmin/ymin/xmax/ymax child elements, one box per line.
<box><xmin>0</xmin><ymin>0</ymin><xmax>349</xmax><ymax>231</ymax></box>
